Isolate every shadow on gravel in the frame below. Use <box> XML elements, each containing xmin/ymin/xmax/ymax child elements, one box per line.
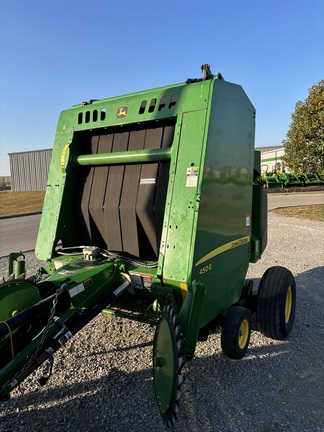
<box><xmin>83</xmin><ymin>340</ymin><xmax>153</xmax><ymax>356</ymax></box>
<box><xmin>1</xmin><ymin>267</ymin><xmax>323</xmax><ymax>432</ymax></box>
<box><xmin>295</xmin><ymin>266</ymin><xmax>324</xmax><ymax>292</ymax></box>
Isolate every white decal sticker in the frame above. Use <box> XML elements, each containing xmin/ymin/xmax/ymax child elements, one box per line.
<box><xmin>186</xmin><ymin>167</ymin><xmax>199</xmax><ymax>187</ymax></box>
<box><xmin>69</xmin><ymin>283</ymin><xmax>85</xmax><ymax>298</ymax></box>
<box><xmin>140</xmin><ymin>178</ymin><xmax>156</xmax><ymax>185</ymax></box>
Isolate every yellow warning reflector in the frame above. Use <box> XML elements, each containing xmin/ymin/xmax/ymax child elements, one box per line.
<box><xmin>180</xmin><ymin>283</ymin><xmax>188</xmax><ymax>300</ymax></box>
<box><xmin>61</xmin><ymin>144</ymin><xmax>70</xmax><ymax>168</ymax></box>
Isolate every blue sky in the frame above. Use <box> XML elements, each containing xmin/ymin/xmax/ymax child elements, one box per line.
<box><xmin>0</xmin><ymin>0</ymin><xmax>323</xmax><ymax>175</ymax></box>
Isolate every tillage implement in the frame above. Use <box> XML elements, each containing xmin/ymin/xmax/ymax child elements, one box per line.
<box><xmin>0</xmin><ymin>65</ymin><xmax>296</xmax><ymax>427</ymax></box>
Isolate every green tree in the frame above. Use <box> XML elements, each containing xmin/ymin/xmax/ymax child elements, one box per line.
<box><xmin>283</xmin><ymin>80</ymin><xmax>324</xmax><ymax>176</ymax></box>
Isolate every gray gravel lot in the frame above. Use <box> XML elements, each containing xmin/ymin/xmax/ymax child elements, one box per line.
<box><xmin>0</xmin><ymin>212</ymin><xmax>323</xmax><ymax>432</ymax></box>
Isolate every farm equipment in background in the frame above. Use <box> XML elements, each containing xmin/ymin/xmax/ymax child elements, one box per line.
<box><xmin>260</xmin><ymin>165</ymin><xmax>324</xmax><ymax>189</ymax></box>
<box><xmin>299</xmin><ymin>172</ymin><xmax>324</xmax><ymax>186</ymax></box>
<box><xmin>280</xmin><ymin>172</ymin><xmax>304</xmax><ymax>188</ymax></box>
<box><xmin>261</xmin><ymin>171</ymin><xmax>284</xmax><ymax>189</ymax></box>
<box><xmin>0</xmin><ymin>65</ymin><xmax>296</xmax><ymax>427</ymax></box>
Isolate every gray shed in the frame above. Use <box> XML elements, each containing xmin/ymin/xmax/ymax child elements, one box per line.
<box><xmin>8</xmin><ymin>149</ymin><xmax>52</xmax><ymax>192</ymax></box>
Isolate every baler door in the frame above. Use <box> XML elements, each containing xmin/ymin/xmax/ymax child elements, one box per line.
<box><xmin>75</xmin><ymin>120</ymin><xmax>175</xmax><ymax>261</ymax></box>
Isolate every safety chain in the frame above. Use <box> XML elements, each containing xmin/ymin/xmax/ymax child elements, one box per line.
<box><xmin>0</xmin><ymin>284</ymin><xmax>66</xmax><ymax>395</ymax></box>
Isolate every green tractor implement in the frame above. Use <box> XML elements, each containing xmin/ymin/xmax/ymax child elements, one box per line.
<box><xmin>280</xmin><ymin>171</ymin><xmax>304</xmax><ymax>188</ymax></box>
<box><xmin>0</xmin><ymin>65</ymin><xmax>296</xmax><ymax>427</ymax></box>
<box><xmin>260</xmin><ymin>171</ymin><xmax>284</xmax><ymax>189</ymax></box>
<box><xmin>300</xmin><ymin>172</ymin><xmax>324</xmax><ymax>186</ymax></box>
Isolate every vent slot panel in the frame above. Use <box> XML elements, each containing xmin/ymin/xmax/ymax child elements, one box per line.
<box><xmin>77</xmin><ymin>94</ymin><xmax>179</xmax><ymax>124</ymax></box>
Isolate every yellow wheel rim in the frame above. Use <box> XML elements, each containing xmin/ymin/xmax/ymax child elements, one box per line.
<box><xmin>238</xmin><ymin>319</ymin><xmax>249</xmax><ymax>349</ymax></box>
<box><xmin>285</xmin><ymin>286</ymin><xmax>293</xmax><ymax>323</ymax></box>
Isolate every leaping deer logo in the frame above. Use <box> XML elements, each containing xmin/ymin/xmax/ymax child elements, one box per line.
<box><xmin>116</xmin><ymin>106</ymin><xmax>128</xmax><ymax>119</ymax></box>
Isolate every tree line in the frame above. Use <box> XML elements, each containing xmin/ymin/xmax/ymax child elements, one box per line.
<box><xmin>283</xmin><ymin>80</ymin><xmax>324</xmax><ymax>176</ymax></box>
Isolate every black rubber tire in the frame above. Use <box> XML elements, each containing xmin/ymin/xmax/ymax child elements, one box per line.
<box><xmin>256</xmin><ymin>266</ymin><xmax>296</xmax><ymax>340</ymax></box>
<box><xmin>221</xmin><ymin>306</ymin><xmax>251</xmax><ymax>360</ymax></box>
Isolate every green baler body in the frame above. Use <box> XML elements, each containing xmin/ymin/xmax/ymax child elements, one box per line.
<box><xmin>35</xmin><ymin>74</ymin><xmax>264</xmax><ymax>335</ymax></box>
<box><xmin>1</xmin><ymin>70</ymin><xmax>271</xmax><ymax>418</ymax></box>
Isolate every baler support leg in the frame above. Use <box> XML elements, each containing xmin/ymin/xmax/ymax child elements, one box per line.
<box><xmin>180</xmin><ymin>282</ymin><xmax>206</xmax><ymax>359</ymax></box>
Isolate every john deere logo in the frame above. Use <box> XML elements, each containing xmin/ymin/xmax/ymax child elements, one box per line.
<box><xmin>116</xmin><ymin>105</ymin><xmax>128</xmax><ymax>119</ymax></box>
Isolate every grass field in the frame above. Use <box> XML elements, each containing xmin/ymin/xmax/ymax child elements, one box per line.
<box><xmin>0</xmin><ymin>191</ymin><xmax>45</xmax><ymax>217</ymax></box>
<box><xmin>270</xmin><ymin>204</ymin><xmax>324</xmax><ymax>221</ymax></box>
<box><xmin>0</xmin><ymin>191</ymin><xmax>323</xmax><ymax>221</ymax></box>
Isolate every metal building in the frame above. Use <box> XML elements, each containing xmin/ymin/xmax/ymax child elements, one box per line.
<box><xmin>256</xmin><ymin>146</ymin><xmax>285</xmax><ymax>173</ymax></box>
<box><xmin>8</xmin><ymin>149</ymin><xmax>52</xmax><ymax>192</ymax></box>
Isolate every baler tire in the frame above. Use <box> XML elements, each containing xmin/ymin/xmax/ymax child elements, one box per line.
<box><xmin>221</xmin><ymin>306</ymin><xmax>251</xmax><ymax>360</ymax></box>
<box><xmin>256</xmin><ymin>266</ymin><xmax>296</xmax><ymax>340</ymax></box>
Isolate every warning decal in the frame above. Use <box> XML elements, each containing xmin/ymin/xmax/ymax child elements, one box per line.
<box><xmin>186</xmin><ymin>166</ymin><xmax>199</xmax><ymax>187</ymax></box>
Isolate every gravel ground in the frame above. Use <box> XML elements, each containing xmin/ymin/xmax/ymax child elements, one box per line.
<box><xmin>0</xmin><ymin>212</ymin><xmax>323</xmax><ymax>432</ymax></box>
